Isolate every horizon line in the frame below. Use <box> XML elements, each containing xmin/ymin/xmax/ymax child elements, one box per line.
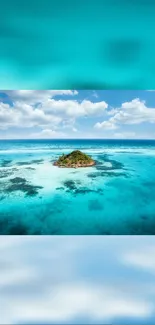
<box><xmin>0</xmin><ymin>138</ymin><xmax>155</xmax><ymax>141</ymax></box>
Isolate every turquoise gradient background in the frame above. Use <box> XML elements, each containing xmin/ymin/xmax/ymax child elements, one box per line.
<box><xmin>1</xmin><ymin>0</ymin><xmax>155</xmax><ymax>89</ymax></box>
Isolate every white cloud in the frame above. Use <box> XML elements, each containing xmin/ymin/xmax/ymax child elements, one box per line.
<box><xmin>1</xmin><ymin>91</ymin><xmax>155</xmax><ymax>138</ymax></box>
<box><xmin>4</xmin><ymin>90</ymin><xmax>78</xmax><ymax>104</ymax></box>
<box><xmin>9</xmin><ymin>284</ymin><xmax>152</xmax><ymax>324</ymax></box>
<box><xmin>30</xmin><ymin>128</ymin><xmax>66</xmax><ymax>139</ymax></box>
<box><xmin>0</xmin><ymin>91</ymin><xmax>108</xmax><ymax>134</ymax></box>
<box><xmin>114</xmin><ymin>98</ymin><xmax>155</xmax><ymax>124</ymax></box>
<box><xmin>0</xmin><ymin>101</ymin><xmax>61</xmax><ymax>129</ymax></box>
<box><xmin>0</xmin><ymin>237</ymin><xmax>155</xmax><ymax>324</ymax></box>
<box><xmin>41</xmin><ymin>99</ymin><xmax>108</xmax><ymax>117</ymax></box>
<box><xmin>122</xmin><ymin>246</ymin><xmax>155</xmax><ymax>273</ymax></box>
<box><xmin>94</xmin><ymin>98</ymin><xmax>155</xmax><ymax>131</ymax></box>
<box><xmin>94</xmin><ymin>120</ymin><xmax>118</xmax><ymax>130</ymax></box>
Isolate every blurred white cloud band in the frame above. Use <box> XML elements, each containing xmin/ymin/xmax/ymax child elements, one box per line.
<box><xmin>0</xmin><ymin>236</ymin><xmax>155</xmax><ymax>324</ymax></box>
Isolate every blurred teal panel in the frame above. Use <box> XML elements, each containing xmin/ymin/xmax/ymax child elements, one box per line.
<box><xmin>0</xmin><ymin>0</ymin><xmax>155</xmax><ymax>89</ymax></box>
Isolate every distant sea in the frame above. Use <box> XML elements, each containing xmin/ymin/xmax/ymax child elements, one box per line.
<box><xmin>0</xmin><ymin>139</ymin><xmax>155</xmax><ymax>235</ymax></box>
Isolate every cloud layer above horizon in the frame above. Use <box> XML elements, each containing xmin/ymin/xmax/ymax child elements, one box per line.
<box><xmin>1</xmin><ymin>236</ymin><xmax>155</xmax><ymax>324</ymax></box>
<box><xmin>1</xmin><ymin>90</ymin><xmax>155</xmax><ymax>139</ymax></box>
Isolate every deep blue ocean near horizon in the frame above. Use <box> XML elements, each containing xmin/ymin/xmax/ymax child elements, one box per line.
<box><xmin>0</xmin><ymin>139</ymin><xmax>155</xmax><ymax>235</ymax></box>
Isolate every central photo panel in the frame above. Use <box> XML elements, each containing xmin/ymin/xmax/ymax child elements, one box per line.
<box><xmin>0</xmin><ymin>90</ymin><xmax>154</xmax><ymax>235</ymax></box>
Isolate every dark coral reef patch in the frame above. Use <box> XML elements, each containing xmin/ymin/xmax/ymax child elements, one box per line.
<box><xmin>6</xmin><ymin>177</ymin><xmax>43</xmax><ymax>197</ymax></box>
<box><xmin>96</xmin><ymin>154</ymin><xmax>124</xmax><ymax>171</ymax></box>
<box><xmin>0</xmin><ymin>159</ymin><xmax>12</xmax><ymax>167</ymax></box>
<box><xmin>63</xmin><ymin>179</ymin><xmax>103</xmax><ymax>195</ymax></box>
<box><xmin>16</xmin><ymin>159</ymin><xmax>43</xmax><ymax>166</ymax></box>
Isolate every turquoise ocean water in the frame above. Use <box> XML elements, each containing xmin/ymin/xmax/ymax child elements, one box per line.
<box><xmin>0</xmin><ymin>139</ymin><xmax>155</xmax><ymax>235</ymax></box>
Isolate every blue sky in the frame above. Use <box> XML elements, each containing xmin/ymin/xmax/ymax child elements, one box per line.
<box><xmin>1</xmin><ymin>236</ymin><xmax>155</xmax><ymax>324</ymax></box>
<box><xmin>1</xmin><ymin>90</ymin><xmax>155</xmax><ymax>139</ymax></box>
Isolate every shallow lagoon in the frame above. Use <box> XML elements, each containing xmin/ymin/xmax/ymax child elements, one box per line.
<box><xmin>0</xmin><ymin>139</ymin><xmax>155</xmax><ymax>235</ymax></box>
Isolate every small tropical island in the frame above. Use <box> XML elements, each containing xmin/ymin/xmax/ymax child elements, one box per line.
<box><xmin>54</xmin><ymin>150</ymin><xmax>95</xmax><ymax>168</ymax></box>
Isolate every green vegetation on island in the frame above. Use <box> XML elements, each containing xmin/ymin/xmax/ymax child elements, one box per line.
<box><xmin>54</xmin><ymin>150</ymin><xmax>95</xmax><ymax>168</ymax></box>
